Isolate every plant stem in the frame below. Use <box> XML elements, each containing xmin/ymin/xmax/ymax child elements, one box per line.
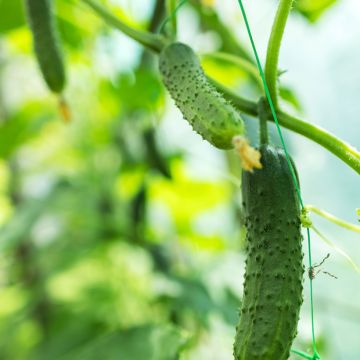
<box><xmin>258</xmin><ymin>97</ymin><xmax>269</xmax><ymax>145</ymax></box>
<box><xmin>305</xmin><ymin>205</ymin><xmax>360</xmax><ymax>232</ymax></box>
<box><xmin>277</xmin><ymin>111</ymin><xmax>360</xmax><ymax>174</ymax></box>
<box><xmin>265</xmin><ymin>0</ymin><xmax>294</xmax><ymax>108</ymax></box>
<box><xmin>166</xmin><ymin>0</ymin><xmax>177</xmax><ymax>39</ymax></box>
<box><xmin>208</xmin><ymin>77</ymin><xmax>258</xmax><ymax>115</ymax></box>
<box><xmin>148</xmin><ymin>0</ymin><xmax>166</xmax><ymax>33</ymax></box>
<box><xmin>81</xmin><ymin>0</ymin><xmax>167</xmax><ymax>52</ymax></box>
<box><xmin>217</xmin><ymin>85</ymin><xmax>360</xmax><ymax>174</ymax></box>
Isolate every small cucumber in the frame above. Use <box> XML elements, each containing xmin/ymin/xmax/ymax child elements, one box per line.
<box><xmin>159</xmin><ymin>42</ymin><xmax>245</xmax><ymax>149</ymax></box>
<box><xmin>234</xmin><ymin>145</ymin><xmax>304</xmax><ymax>360</ymax></box>
<box><xmin>24</xmin><ymin>0</ymin><xmax>66</xmax><ymax>93</ymax></box>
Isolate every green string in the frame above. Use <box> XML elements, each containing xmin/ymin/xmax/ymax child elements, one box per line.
<box><xmin>235</xmin><ymin>1</ymin><xmax>320</xmax><ymax>359</ymax></box>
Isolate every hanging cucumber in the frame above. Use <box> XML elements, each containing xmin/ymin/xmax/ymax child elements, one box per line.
<box><xmin>234</xmin><ymin>145</ymin><xmax>304</xmax><ymax>360</ymax></box>
<box><xmin>24</xmin><ymin>0</ymin><xmax>66</xmax><ymax>93</ymax></box>
<box><xmin>159</xmin><ymin>42</ymin><xmax>245</xmax><ymax>150</ymax></box>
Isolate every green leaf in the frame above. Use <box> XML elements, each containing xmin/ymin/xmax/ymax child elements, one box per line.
<box><xmin>294</xmin><ymin>0</ymin><xmax>338</xmax><ymax>22</ymax></box>
<box><xmin>156</xmin><ymin>275</ymin><xmax>216</xmax><ymax>328</ymax></box>
<box><xmin>217</xmin><ymin>287</ymin><xmax>242</xmax><ymax>326</ymax></box>
<box><xmin>59</xmin><ymin>324</ymin><xmax>188</xmax><ymax>360</ymax></box>
<box><xmin>279</xmin><ymin>86</ymin><xmax>303</xmax><ymax>112</ymax></box>
<box><xmin>0</xmin><ymin>102</ymin><xmax>53</xmax><ymax>159</ymax></box>
<box><xmin>57</xmin><ymin>16</ymin><xmax>86</xmax><ymax>50</ymax></box>
<box><xmin>0</xmin><ymin>200</ymin><xmax>49</xmax><ymax>251</ymax></box>
<box><xmin>115</xmin><ymin>68</ymin><xmax>165</xmax><ymax>114</ymax></box>
<box><xmin>0</xmin><ymin>181</ymin><xmax>67</xmax><ymax>251</ymax></box>
<box><xmin>0</xmin><ymin>0</ymin><xmax>25</xmax><ymax>33</ymax></box>
<box><xmin>55</xmin><ymin>0</ymin><xmax>93</xmax><ymax>50</ymax></box>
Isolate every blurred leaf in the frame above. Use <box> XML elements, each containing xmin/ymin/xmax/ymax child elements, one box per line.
<box><xmin>217</xmin><ymin>287</ymin><xmax>241</xmax><ymax>326</ymax></box>
<box><xmin>201</xmin><ymin>56</ymin><xmax>251</xmax><ymax>90</ymax></box>
<box><xmin>60</xmin><ymin>324</ymin><xmax>187</xmax><ymax>360</ymax></box>
<box><xmin>294</xmin><ymin>333</ymin><xmax>328</xmax><ymax>359</ymax></box>
<box><xmin>0</xmin><ymin>286</ymin><xmax>26</xmax><ymax>318</ymax></box>
<box><xmin>189</xmin><ymin>0</ymin><xmax>253</xmax><ymax>61</ymax></box>
<box><xmin>157</xmin><ymin>276</ymin><xmax>215</xmax><ymax>328</ymax></box>
<box><xmin>202</xmin><ymin>52</ymin><xmax>262</xmax><ymax>90</ymax></box>
<box><xmin>56</xmin><ymin>0</ymin><xmax>94</xmax><ymax>50</ymax></box>
<box><xmin>57</xmin><ymin>17</ymin><xmax>86</xmax><ymax>50</ymax></box>
<box><xmin>0</xmin><ymin>0</ymin><xmax>25</xmax><ymax>33</ymax></box>
<box><xmin>115</xmin><ymin>69</ymin><xmax>165</xmax><ymax>114</ymax></box>
<box><xmin>294</xmin><ymin>0</ymin><xmax>338</xmax><ymax>22</ymax></box>
<box><xmin>0</xmin><ymin>181</ymin><xmax>67</xmax><ymax>251</ymax></box>
<box><xmin>279</xmin><ymin>86</ymin><xmax>303</xmax><ymax>112</ymax></box>
<box><xmin>0</xmin><ymin>200</ymin><xmax>49</xmax><ymax>251</ymax></box>
<box><xmin>149</xmin><ymin>162</ymin><xmax>230</xmax><ymax>228</ymax></box>
<box><xmin>143</xmin><ymin>128</ymin><xmax>171</xmax><ymax>178</ymax></box>
<box><xmin>0</xmin><ymin>102</ymin><xmax>54</xmax><ymax>159</ymax></box>
<box><xmin>187</xmin><ymin>233</ymin><xmax>226</xmax><ymax>251</ymax></box>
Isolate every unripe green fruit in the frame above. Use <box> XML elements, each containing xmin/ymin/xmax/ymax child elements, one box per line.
<box><xmin>159</xmin><ymin>42</ymin><xmax>244</xmax><ymax>149</ymax></box>
<box><xmin>25</xmin><ymin>0</ymin><xmax>66</xmax><ymax>93</ymax></box>
<box><xmin>234</xmin><ymin>145</ymin><xmax>304</xmax><ymax>360</ymax></box>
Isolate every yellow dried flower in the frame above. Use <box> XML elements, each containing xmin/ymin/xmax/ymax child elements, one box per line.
<box><xmin>232</xmin><ymin>136</ymin><xmax>262</xmax><ymax>172</ymax></box>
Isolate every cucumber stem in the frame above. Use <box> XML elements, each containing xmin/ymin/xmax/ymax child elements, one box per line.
<box><xmin>258</xmin><ymin>97</ymin><xmax>269</xmax><ymax>145</ymax></box>
<box><xmin>216</xmin><ymin>83</ymin><xmax>360</xmax><ymax>175</ymax></box>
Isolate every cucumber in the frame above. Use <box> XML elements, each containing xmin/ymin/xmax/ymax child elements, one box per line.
<box><xmin>234</xmin><ymin>145</ymin><xmax>304</xmax><ymax>360</ymax></box>
<box><xmin>159</xmin><ymin>42</ymin><xmax>245</xmax><ymax>149</ymax></box>
<box><xmin>24</xmin><ymin>0</ymin><xmax>66</xmax><ymax>93</ymax></box>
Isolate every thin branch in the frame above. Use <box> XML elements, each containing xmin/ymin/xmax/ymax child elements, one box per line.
<box><xmin>306</xmin><ymin>205</ymin><xmax>360</xmax><ymax>232</ymax></box>
<box><xmin>258</xmin><ymin>97</ymin><xmax>269</xmax><ymax>145</ymax></box>
<box><xmin>217</xmin><ymin>83</ymin><xmax>360</xmax><ymax>174</ymax></box>
<box><xmin>208</xmin><ymin>77</ymin><xmax>258</xmax><ymax>115</ymax></box>
<box><xmin>265</xmin><ymin>0</ymin><xmax>294</xmax><ymax>108</ymax></box>
<box><xmin>81</xmin><ymin>0</ymin><xmax>167</xmax><ymax>53</ymax></box>
<box><xmin>277</xmin><ymin>111</ymin><xmax>360</xmax><ymax>174</ymax></box>
<box><xmin>166</xmin><ymin>0</ymin><xmax>177</xmax><ymax>38</ymax></box>
<box><xmin>148</xmin><ymin>0</ymin><xmax>166</xmax><ymax>33</ymax></box>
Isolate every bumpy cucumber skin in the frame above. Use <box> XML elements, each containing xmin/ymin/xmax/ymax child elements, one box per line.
<box><xmin>25</xmin><ymin>0</ymin><xmax>66</xmax><ymax>93</ymax></box>
<box><xmin>159</xmin><ymin>42</ymin><xmax>244</xmax><ymax>149</ymax></box>
<box><xmin>234</xmin><ymin>145</ymin><xmax>304</xmax><ymax>360</ymax></box>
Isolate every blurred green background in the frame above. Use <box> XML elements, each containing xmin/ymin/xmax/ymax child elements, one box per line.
<box><xmin>0</xmin><ymin>0</ymin><xmax>359</xmax><ymax>359</ymax></box>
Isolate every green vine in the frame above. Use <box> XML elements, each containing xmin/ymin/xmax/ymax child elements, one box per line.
<box><xmin>166</xmin><ymin>0</ymin><xmax>178</xmax><ymax>38</ymax></box>
<box><xmin>80</xmin><ymin>0</ymin><xmax>360</xmax><ymax>175</ymax></box>
<box><xmin>258</xmin><ymin>97</ymin><xmax>269</xmax><ymax>145</ymax></box>
<box><xmin>215</xmin><ymin>83</ymin><xmax>360</xmax><ymax>175</ymax></box>
<box><xmin>265</xmin><ymin>0</ymin><xmax>294</xmax><ymax>108</ymax></box>
<box><xmin>81</xmin><ymin>0</ymin><xmax>167</xmax><ymax>52</ymax></box>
